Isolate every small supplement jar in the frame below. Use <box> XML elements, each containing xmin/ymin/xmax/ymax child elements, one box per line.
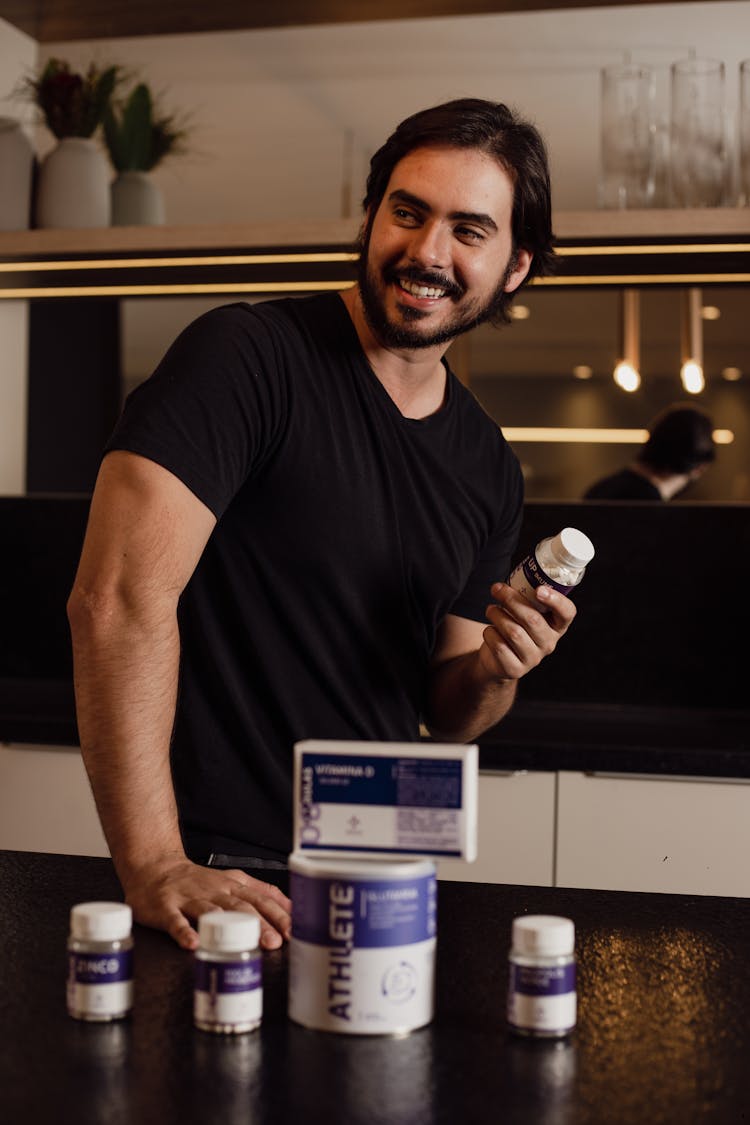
<box><xmin>509</xmin><ymin>527</ymin><xmax>595</xmax><ymax>603</ymax></box>
<box><xmin>194</xmin><ymin>911</ymin><xmax>263</xmax><ymax>1034</ymax></box>
<box><xmin>507</xmin><ymin>915</ymin><xmax>577</xmax><ymax>1038</ymax></box>
<box><xmin>66</xmin><ymin>901</ymin><xmax>134</xmax><ymax>1022</ymax></box>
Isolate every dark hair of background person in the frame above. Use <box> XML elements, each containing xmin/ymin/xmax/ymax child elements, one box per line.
<box><xmin>358</xmin><ymin>97</ymin><xmax>556</xmax><ymax>324</ymax></box>
<box><xmin>638</xmin><ymin>403</ymin><xmax>716</xmax><ymax>474</ymax></box>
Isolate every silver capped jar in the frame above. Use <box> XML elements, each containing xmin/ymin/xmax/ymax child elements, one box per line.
<box><xmin>66</xmin><ymin>901</ymin><xmax>134</xmax><ymax>1021</ymax></box>
<box><xmin>194</xmin><ymin>910</ymin><xmax>263</xmax><ymax>1034</ymax></box>
<box><xmin>507</xmin><ymin>914</ymin><xmax>577</xmax><ymax>1038</ymax></box>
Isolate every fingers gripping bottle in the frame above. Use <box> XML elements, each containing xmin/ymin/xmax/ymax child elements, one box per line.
<box><xmin>509</xmin><ymin>527</ymin><xmax>594</xmax><ymax>604</ymax></box>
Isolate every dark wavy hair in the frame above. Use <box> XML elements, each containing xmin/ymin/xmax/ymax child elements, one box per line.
<box><xmin>360</xmin><ymin>97</ymin><xmax>556</xmax><ymax>309</ymax></box>
<box><xmin>638</xmin><ymin>404</ymin><xmax>716</xmax><ymax>474</ymax></box>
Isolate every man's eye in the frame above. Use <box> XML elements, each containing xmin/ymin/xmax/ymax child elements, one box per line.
<box><xmin>456</xmin><ymin>226</ymin><xmax>484</xmax><ymax>241</ymax></box>
<box><xmin>394</xmin><ymin>207</ymin><xmax>418</xmax><ymax>223</ymax></box>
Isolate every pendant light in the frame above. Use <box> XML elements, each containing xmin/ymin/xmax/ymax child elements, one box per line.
<box><xmin>613</xmin><ymin>288</ymin><xmax>641</xmax><ymax>392</ymax></box>
<box><xmin>680</xmin><ymin>287</ymin><xmax>705</xmax><ymax>393</ymax></box>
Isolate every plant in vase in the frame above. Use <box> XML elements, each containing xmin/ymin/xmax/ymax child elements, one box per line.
<box><xmin>104</xmin><ymin>83</ymin><xmax>189</xmax><ymax>226</ymax></box>
<box><xmin>20</xmin><ymin>57</ymin><xmax>119</xmax><ymax>228</ymax></box>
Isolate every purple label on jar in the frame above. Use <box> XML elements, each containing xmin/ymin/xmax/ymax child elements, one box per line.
<box><xmin>69</xmin><ymin>949</ymin><xmax>133</xmax><ymax>985</ymax></box>
<box><xmin>522</xmin><ymin>555</ymin><xmax>572</xmax><ymax>596</ymax></box>
<box><xmin>511</xmin><ymin>962</ymin><xmax>577</xmax><ymax>997</ymax></box>
<box><xmin>291</xmin><ymin>872</ymin><xmax>437</xmax><ymax>948</ymax></box>
<box><xmin>194</xmin><ymin>957</ymin><xmax>262</xmax><ymax>994</ymax></box>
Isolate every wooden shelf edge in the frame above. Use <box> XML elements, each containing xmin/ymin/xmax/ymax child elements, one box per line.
<box><xmin>555</xmin><ymin>208</ymin><xmax>750</xmax><ymax>241</ymax></box>
<box><xmin>0</xmin><ymin>218</ymin><xmax>363</xmax><ymax>256</ymax></box>
<box><xmin>1</xmin><ymin>209</ymin><xmax>748</xmax><ymax>259</ymax></box>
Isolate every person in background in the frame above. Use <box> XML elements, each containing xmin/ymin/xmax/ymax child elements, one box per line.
<box><xmin>583</xmin><ymin>403</ymin><xmax>716</xmax><ymax>501</ymax></box>
<box><xmin>67</xmin><ymin>98</ymin><xmax>577</xmax><ymax>952</ymax></box>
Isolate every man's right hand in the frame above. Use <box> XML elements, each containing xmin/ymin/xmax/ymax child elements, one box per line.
<box><xmin>121</xmin><ymin>855</ymin><xmax>293</xmax><ymax>951</ymax></box>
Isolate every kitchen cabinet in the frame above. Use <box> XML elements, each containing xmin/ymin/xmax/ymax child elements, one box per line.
<box><xmin>0</xmin><ymin>743</ymin><xmax>108</xmax><ymax>857</ymax></box>
<box><xmin>556</xmin><ymin>770</ymin><xmax>750</xmax><ymax>897</ymax></box>
<box><xmin>4</xmin><ymin>748</ymin><xmax>749</xmax><ymax>898</ymax></box>
<box><xmin>441</xmin><ymin>767</ymin><xmax>750</xmax><ymax>897</ymax></box>
<box><xmin>437</xmin><ymin>770</ymin><xmax>556</xmax><ymax>886</ymax></box>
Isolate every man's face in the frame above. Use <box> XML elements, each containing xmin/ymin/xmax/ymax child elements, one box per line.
<box><xmin>358</xmin><ymin>145</ymin><xmax>532</xmax><ymax>351</ymax></box>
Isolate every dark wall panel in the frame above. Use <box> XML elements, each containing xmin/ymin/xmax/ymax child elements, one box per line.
<box><xmin>26</xmin><ymin>299</ymin><xmax>120</xmax><ymax>494</ymax></box>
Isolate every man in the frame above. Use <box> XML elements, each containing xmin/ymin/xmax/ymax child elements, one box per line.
<box><xmin>68</xmin><ymin>98</ymin><xmax>575</xmax><ymax>952</ymax></box>
<box><xmin>583</xmin><ymin>403</ymin><xmax>716</xmax><ymax>500</ymax></box>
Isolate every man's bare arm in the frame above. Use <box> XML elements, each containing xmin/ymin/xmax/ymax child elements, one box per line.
<box><xmin>67</xmin><ymin>450</ymin><xmax>291</xmax><ymax>950</ymax></box>
<box><xmin>424</xmin><ymin>582</ymin><xmax>577</xmax><ymax>744</ymax></box>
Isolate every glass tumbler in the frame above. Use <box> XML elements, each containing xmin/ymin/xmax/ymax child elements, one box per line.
<box><xmin>740</xmin><ymin>59</ymin><xmax>750</xmax><ymax>205</ymax></box>
<box><xmin>670</xmin><ymin>56</ymin><xmax>727</xmax><ymax>207</ymax></box>
<box><xmin>599</xmin><ymin>63</ymin><xmax>656</xmax><ymax>208</ymax></box>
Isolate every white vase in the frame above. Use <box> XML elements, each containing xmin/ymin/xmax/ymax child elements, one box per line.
<box><xmin>111</xmin><ymin>170</ymin><xmax>165</xmax><ymax>226</ymax></box>
<box><xmin>35</xmin><ymin>137</ymin><xmax>111</xmax><ymax>229</ymax></box>
<box><xmin>0</xmin><ymin>117</ymin><xmax>34</xmax><ymax>231</ymax></box>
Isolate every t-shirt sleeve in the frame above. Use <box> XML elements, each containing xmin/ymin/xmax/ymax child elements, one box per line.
<box><xmin>105</xmin><ymin>303</ymin><xmax>287</xmax><ymax>518</ymax></box>
<box><xmin>447</xmin><ymin>446</ymin><xmax>524</xmax><ymax>623</ymax></box>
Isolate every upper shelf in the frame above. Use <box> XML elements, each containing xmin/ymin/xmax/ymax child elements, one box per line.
<box><xmin>1</xmin><ymin>209</ymin><xmax>749</xmax><ymax>298</ymax></box>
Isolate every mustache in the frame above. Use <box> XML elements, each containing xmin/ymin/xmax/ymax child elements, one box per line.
<box><xmin>386</xmin><ymin>264</ymin><xmax>464</xmax><ymax>300</ymax></box>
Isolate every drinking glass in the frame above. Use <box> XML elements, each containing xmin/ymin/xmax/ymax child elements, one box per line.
<box><xmin>739</xmin><ymin>60</ymin><xmax>750</xmax><ymax>205</ymax></box>
<box><xmin>599</xmin><ymin>63</ymin><xmax>656</xmax><ymax>208</ymax></box>
<box><xmin>670</xmin><ymin>56</ymin><xmax>727</xmax><ymax>207</ymax></box>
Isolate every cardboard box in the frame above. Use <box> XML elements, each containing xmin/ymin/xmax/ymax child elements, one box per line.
<box><xmin>293</xmin><ymin>739</ymin><xmax>478</xmax><ymax>861</ymax></box>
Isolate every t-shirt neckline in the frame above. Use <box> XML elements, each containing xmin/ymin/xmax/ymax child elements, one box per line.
<box><xmin>332</xmin><ymin>292</ymin><xmax>454</xmax><ymax>428</ymax></box>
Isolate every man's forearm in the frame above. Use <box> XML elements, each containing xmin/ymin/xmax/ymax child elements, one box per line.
<box><xmin>69</xmin><ymin>595</ymin><xmax>185</xmax><ymax>882</ymax></box>
<box><xmin>423</xmin><ymin>649</ymin><xmax>517</xmax><ymax>744</ymax></box>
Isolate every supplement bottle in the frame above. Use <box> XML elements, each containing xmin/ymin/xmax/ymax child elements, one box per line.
<box><xmin>194</xmin><ymin>910</ymin><xmax>263</xmax><ymax>1034</ymax></box>
<box><xmin>509</xmin><ymin>527</ymin><xmax>594</xmax><ymax>602</ymax></box>
<box><xmin>66</xmin><ymin>901</ymin><xmax>134</xmax><ymax>1021</ymax></box>
<box><xmin>507</xmin><ymin>914</ymin><xmax>577</xmax><ymax>1038</ymax></box>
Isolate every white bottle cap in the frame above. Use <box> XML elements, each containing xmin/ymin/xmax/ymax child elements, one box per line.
<box><xmin>556</xmin><ymin>528</ymin><xmax>595</xmax><ymax>569</ymax></box>
<box><xmin>70</xmin><ymin>901</ymin><xmax>132</xmax><ymax>941</ymax></box>
<box><xmin>512</xmin><ymin>914</ymin><xmax>575</xmax><ymax>956</ymax></box>
<box><xmin>198</xmin><ymin>910</ymin><xmax>261</xmax><ymax>952</ymax></box>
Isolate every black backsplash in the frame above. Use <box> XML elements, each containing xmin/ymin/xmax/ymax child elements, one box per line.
<box><xmin>514</xmin><ymin>500</ymin><xmax>749</xmax><ymax>712</ymax></box>
<box><xmin>1</xmin><ymin>495</ymin><xmax>748</xmax><ymax>744</ymax></box>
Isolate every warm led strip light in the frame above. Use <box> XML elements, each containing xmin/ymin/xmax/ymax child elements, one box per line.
<box><xmin>0</xmin><ymin>251</ymin><xmax>359</xmax><ymax>273</ymax></box>
<box><xmin>0</xmin><ymin>280</ymin><xmax>355</xmax><ymax>299</ymax></box>
<box><xmin>557</xmin><ymin>242</ymin><xmax>750</xmax><ymax>257</ymax></box>
<box><xmin>536</xmin><ymin>273</ymin><xmax>750</xmax><ymax>286</ymax></box>
<box><xmin>502</xmin><ymin>427</ymin><xmax>649</xmax><ymax>443</ymax></box>
<box><xmin>502</xmin><ymin>426</ymin><xmax>734</xmax><ymax>444</ymax></box>
<box><xmin>4</xmin><ymin>273</ymin><xmax>748</xmax><ymax>298</ymax></box>
<box><xmin>0</xmin><ymin>242</ymin><xmax>743</xmax><ymax>275</ymax></box>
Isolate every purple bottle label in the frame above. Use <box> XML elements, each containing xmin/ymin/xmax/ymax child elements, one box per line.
<box><xmin>510</xmin><ymin>962</ymin><xmax>577</xmax><ymax>996</ymax></box>
<box><xmin>521</xmin><ymin>555</ymin><xmax>573</xmax><ymax>597</ymax></box>
<box><xmin>69</xmin><ymin>949</ymin><xmax>133</xmax><ymax>985</ymax></box>
<box><xmin>291</xmin><ymin>872</ymin><xmax>437</xmax><ymax>948</ymax></box>
<box><xmin>194</xmin><ymin>957</ymin><xmax>262</xmax><ymax>994</ymax></box>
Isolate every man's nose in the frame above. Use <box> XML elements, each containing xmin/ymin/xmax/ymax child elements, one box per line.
<box><xmin>407</xmin><ymin>221</ymin><xmax>449</xmax><ymax>269</ymax></box>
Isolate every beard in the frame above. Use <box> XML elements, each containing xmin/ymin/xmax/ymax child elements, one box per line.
<box><xmin>356</xmin><ymin>227</ymin><xmax>517</xmax><ymax>351</ymax></box>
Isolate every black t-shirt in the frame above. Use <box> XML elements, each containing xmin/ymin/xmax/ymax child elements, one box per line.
<box><xmin>106</xmin><ymin>293</ymin><xmax>523</xmax><ymax>858</ymax></box>
<box><xmin>583</xmin><ymin>467</ymin><xmax>661</xmax><ymax>501</ymax></box>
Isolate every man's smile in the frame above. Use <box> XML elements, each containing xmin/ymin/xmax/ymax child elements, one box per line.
<box><xmin>388</xmin><ymin>266</ymin><xmax>463</xmax><ymax>306</ymax></box>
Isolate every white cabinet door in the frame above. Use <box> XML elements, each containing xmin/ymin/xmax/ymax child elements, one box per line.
<box><xmin>0</xmin><ymin>743</ymin><xmax>109</xmax><ymax>857</ymax></box>
<box><xmin>437</xmin><ymin>770</ymin><xmax>556</xmax><ymax>886</ymax></box>
<box><xmin>557</xmin><ymin>771</ymin><xmax>750</xmax><ymax>897</ymax></box>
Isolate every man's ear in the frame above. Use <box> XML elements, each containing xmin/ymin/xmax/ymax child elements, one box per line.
<box><xmin>357</xmin><ymin>206</ymin><xmax>375</xmax><ymax>252</ymax></box>
<box><xmin>503</xmin><ymin>248</ymin><xmax>533</xmax><ymax>293</ymax></box>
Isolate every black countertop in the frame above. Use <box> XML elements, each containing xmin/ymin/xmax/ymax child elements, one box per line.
<box><xmin>1</xmin><ymin>849</ymin><xmax>749</xmax><ymax>1124</ymax></box>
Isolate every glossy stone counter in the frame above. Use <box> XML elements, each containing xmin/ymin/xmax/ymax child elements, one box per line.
<box><xmin>1</xmin><ymin>850</ymin><xmax>748</xmax><ymax>1124</ymax></box>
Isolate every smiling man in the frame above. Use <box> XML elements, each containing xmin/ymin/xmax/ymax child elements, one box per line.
<box><xmin>68</xmin><ymin>98</ymin><xmax>574</xmax><ymax>952</ymax></box>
